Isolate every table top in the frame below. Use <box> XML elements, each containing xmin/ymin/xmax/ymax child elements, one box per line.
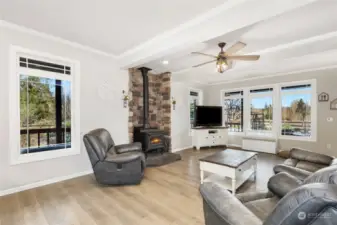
<box><xmin>199</xmin><ymin>149</ymin><xmax>257</xmax><ymax>168</ymax></box>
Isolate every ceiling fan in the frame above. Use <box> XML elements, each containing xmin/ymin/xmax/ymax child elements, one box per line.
<box><xmin>191</xmin><ymin>42</ymin><xmax>260</xmax><ymax>73</ymax></box>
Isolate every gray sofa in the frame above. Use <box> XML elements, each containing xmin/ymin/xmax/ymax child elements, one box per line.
<box><xmin>200</xmin><ymin>165</ymin><xmax>337</xmax><ymax>225</ymax></box>
<box><xmin>278</xmin><ymin>148</ymin><xmax>335</xmax><ymax>173</ymax></box>
<box><xmin>83</xmin><ymin>128</ymin><xmax>146</xmax><ymax>185</ymax></box>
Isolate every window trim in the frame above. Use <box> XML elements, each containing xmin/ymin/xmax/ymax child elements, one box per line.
<box><xmin>247</xmin><ymin>85</ymin><xmax>276</xmax><ymax>136</ymax></box>
<box><xmin>189</xmin><ymin>88</ymin><xmax>203</xmax><ymax>135</ymax></box>
<box><xmin>9</xmin><ymin>45</ymin><xmax>81</xmax><ymax>165</ymax></box>
<box><xmin>220</xmin><ymin>88</ymin><xmax>245</xmax><ymax>135</ymax></box>
<box><xmin>278</xmin><ymin>79</ymin><xmax>317</xmax><ymax>142</ymax></box>
<box><xmin>220</xmin><ymin>79</ymin><xmax>317</xmax><ymax>142</ymax></box>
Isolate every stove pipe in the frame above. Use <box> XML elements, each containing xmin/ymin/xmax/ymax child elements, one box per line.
<box><xmin>138</xmin><ymin>67</ymin><xmax>152</xmax><ymax>128</ymax></box>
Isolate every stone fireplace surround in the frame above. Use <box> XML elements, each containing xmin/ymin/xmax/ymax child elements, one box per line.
<box><xmin>128</xmin><ymin>68</ymin><xmax>171</xmax><ymax>142</ymax></box>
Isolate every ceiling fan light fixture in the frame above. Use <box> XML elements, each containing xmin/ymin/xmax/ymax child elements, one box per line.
<box><xmin>216</xmin><ymin>59</ymin><xmax>227</xmax><ymax>73</ymax></box>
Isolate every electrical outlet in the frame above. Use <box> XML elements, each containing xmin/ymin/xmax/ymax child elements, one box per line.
<box><xmin>327</xmin><ymin>144</ymin><xmax>332</xmax><ymax>149</ymax></box>
<box><xmin>327</xmin><ymin>117</ymin><xmax>334</xmax><ymax>122</ymax></box>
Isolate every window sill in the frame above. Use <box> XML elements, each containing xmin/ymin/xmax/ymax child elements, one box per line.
<box><xmin>278</xmin><ymin>135</ymin><xmax>316</xmax><ymax>142</ymax></box>
<box><xmin>10</xmin><ymin>147</ymin><xmax>80</xmax><ymax>165</ymax></box>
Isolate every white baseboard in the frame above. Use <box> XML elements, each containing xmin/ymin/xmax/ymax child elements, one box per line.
<box><xmin>0</xmin><ymin>169</ymin><xmax>93</xmax><ymax>197</ymax></box>
<box><xmin>227</xmin><ymin>144</ymin><xmax>242</xmax><ymax>149</ymax></box>
<box><xmin>171</xmin><ymin>145</ymin><xmax>193</xmax><ymax>153</ymax></box>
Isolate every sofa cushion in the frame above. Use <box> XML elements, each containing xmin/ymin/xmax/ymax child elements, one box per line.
<box><xmin>244</xmin><ymin>196</ymin><xmax>279</xmax><ymax>221</ymax></box>
<box><xmin>296</xmin><ymin>161</ymin><xmax>326</xmax><ymax>172</ymax></box>
<box><xmin>283</xmin><ymin>158</ymin><xmax>298</xmax><ymax>167</ymax></box>
<box><xmin>290</xmin><ymin>148</ymin><xmax>333</xmax><ymax>165</ymax></box>
<box><xmin>268</xmin><ymin>172</ymin><xmax>302</xmax><ymax>198</ymax></box>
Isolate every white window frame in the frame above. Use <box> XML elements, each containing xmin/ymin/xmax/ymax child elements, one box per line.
<box><xmin>189</xmin><ymin>88</ymin><xmax>203</xmax><ymax>135</ymax></box>
<box><xmin>246</xmin><ymin>85</ymin><xmax>276</xmax><ymax>138</ymax></box>
<box><xmin>278</xmin><ymin>79</ymin><xmax>317</xmax><ymax>142</ymax></box>
<box><xmin>220</xmin><ymin>79</ymin><xmax>317</xmax><ymax>142</ymax></box>
<box><xmin>9</xmin><ymin>46</ymin><xmax>81</xmax><ymax>165</ymax></box>
<box><xmin>220</xmin><ymin>89</ymin><xmax>245</xmax><ymax>136</ymax></box>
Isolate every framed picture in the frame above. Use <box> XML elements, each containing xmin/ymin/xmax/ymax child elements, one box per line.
<box><xmin>318</xmin><ymin>92</ymin><xmax>329</xmax><ymax>102</ymax></box>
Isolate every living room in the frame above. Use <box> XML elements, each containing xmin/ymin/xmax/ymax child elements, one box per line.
<box><xmin>1</xmin><ymin>0</ymin><xmax>337</xmax><ymax>224</ymax></box>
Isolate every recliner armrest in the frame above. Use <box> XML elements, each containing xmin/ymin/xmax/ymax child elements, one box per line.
<box><xmin>268</xmin><ymin>172</ymin><xmax>302</xmax><ymax>198</ymax></box>
<box><xmin>290</xmin><ymin>147</ymin><xmax>334</xmax><ymax>165</ymax></box>
<box><xmin>274</xmin><ymin>164</ymin><xmax>312</xmax><ymax>181</ymax></box>
<box><xmin>200</xmin><ymin>182</ymin><xmax>262</xmax><ymax>225</ymax></box>
<box><xmin>115</xmin><ymin>142</ymin><xmax>142</xmax><ymax>154</ymax></box>
<box><xmin>105</xmin><ymin>152</ymin><xmax>144</xmax><ymax>164</ymax></box>
<box><xmin>330</xmin><ymin>158</ymin><xmax>337</xmax><ymax>166</ymax></box>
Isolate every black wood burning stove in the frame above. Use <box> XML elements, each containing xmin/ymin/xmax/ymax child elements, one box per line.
<box><xmin>133</xmin><ymin>67</ymin><xmax>168</xmax><ymax>153</ymax></box>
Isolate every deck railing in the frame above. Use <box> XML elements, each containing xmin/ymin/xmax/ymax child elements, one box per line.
<box><xmin>225</xmin><ymin>122</ymin><xmax>243</xmax><ymax>132</ymax></box>
<box><xmin>20</xmin><ymin>127</ymin><xmax>71</xmax><ymax>149</ymax></box>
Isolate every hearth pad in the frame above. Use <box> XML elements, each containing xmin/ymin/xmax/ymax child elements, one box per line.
<box><xmin>146</xmin><ymin>152</ymin><xmax>182</xmax><ymax>167</ymax></box>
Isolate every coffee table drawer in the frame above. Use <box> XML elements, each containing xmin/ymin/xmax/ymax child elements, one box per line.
<box><xmin>235</xmin><ymin>156</ymin><xmax>257</xmax><ymax>176</ymax></box>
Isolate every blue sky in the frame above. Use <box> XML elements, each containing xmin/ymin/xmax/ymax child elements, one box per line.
<box><xmin>252</xmin><ymin>94</ymin><xmax>311</xmax><ymax>109</ymax></box>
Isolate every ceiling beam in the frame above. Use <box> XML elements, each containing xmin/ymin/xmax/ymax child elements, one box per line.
<box><xmin>118</xmin><ymin>0</ymin><xmax>319</xmax><ymax>69</ymax></box>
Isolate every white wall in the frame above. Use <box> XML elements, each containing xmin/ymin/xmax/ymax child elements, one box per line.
<box><xmin>203</xmin><ymin>69</ymin><xmax>337</xmax><ymax>156</ymax></box>
<box><xmin>0</xmin><ymin>27</ymin><xmax>129</xmax><ymax>192</ymax></box>
<box><xmin>171</xmin><ymin>79</ymin><xmax>205</xmax><ymax>151</ymax></box>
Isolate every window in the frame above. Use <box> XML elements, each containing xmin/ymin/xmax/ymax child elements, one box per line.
<box><xmin>189</xmin><ymin>91</ymin><xmax>200</xmax><ymax>128</ymax></box>
<box><xmin>249</xmin><ymin>88</ymin><xmax>273</xmax><ymax>133</ymax></box>
<box><xmin>280</xmin><ymin>84</ymin><xmax>313</xmax><ymax>139</ymax></box>
<box><xmin>223</xmin><ymin>91</ymin><xmax>244</xmax><ymax>132</ymax></box>
<box><xmin>10</xmin><ymin>46</ymin><xmax>80</xmax><ymax>164</ymax></box>
<box><xmin>221</xmin><ymin>80</ymin><xmax>316</xmax><ymax>141</ymax></box>
<box><xmin>20</xmin><ymin>76</ymin><xmax>71</xmax><ymax>154</ymax></box>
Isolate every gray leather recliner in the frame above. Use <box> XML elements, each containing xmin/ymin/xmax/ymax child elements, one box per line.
<box><xmin>200</xmin><ymin>165</ymin><xmax>337</xmax><ymax>225</ymax></box>
<box><xmin>83</xmin><ymin>128</ymin><xmax>145</xmax><ymax>185</ymax></box>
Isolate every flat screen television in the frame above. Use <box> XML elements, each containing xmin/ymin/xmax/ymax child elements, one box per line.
<box><xmin>194</xmin><ymin>106</ymin><xmax>222</xmax><ymax>127</ymax></box>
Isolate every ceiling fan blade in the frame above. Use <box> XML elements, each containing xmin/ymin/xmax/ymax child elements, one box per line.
<box><xmin>191</xmin><ymin>52</ymin><xmax>217</xmax><ymax>58</ymax></box>
<box><xmin>225</xmin><ymin>42</ymin><xmax>247</xmax><ymax>54</ymax></box>
<box><xmin>226</xmin><ymin>55</ymin><xmax>260</xmax><ymax>61</ymax></box>
<box><xmin>193</xmin><ymin>60</ymin><xmax>216</xmax><ymax>68</ymax></box>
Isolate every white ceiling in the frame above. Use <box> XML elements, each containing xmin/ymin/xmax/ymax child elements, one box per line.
<box><xmin>141</xmin><ymin>0</ymin><xmax>337</xmax><ymax>84</ymax></box>
<box><xmin>0</xmin><ymin>0</ymin><xmax>227</xmax><ymax>55</ymax></box>
<box><xmin>0</xmin><ymin>0</ymin><xmax>336</xmax><ymax>84</ymax></box>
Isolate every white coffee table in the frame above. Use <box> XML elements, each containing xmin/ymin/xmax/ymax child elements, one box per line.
<box><xmin>199</xmin><ymin>149</ymin><xmax>257</xmax><ymax>195</ymax></box>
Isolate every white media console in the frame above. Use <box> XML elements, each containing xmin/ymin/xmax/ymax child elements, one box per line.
<box><xmin>192</xmin><ymin>127</ymin><xmax>228</xmax><ymax>150</ymax></box>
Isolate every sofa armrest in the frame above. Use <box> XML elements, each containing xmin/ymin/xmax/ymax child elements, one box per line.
<box><xmin>200</xmin><ymin>182</ymin><xmax>262</xmax><ymax>225</ymax></box>
<box><xmin>290</xmin><ymin>147</ymin><xmax>334</xmax><ymax>165</ymax></box>
<box><xmin>274</xmin><ymin>164</ymin><xmax>312</xmax><ymax>181</ymax></box>
<box><xmin>236</xmin><ymin>191</ymin><xmax>274</xmax><ymax>203</ymax></box>
<box><xmin>115</xmin><ymin>142</ymin><xmax>142</xmax><ymax>154</ymax></box>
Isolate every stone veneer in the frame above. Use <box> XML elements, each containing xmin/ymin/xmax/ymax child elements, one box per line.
<box><xmin>128</xmin><ymin>68</ymin><xmax>171</xmax><ymax>141</ymax></box>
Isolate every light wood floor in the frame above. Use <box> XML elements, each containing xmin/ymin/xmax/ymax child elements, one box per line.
<box><xmin>0</xmin><ymin>148</ymin><xmax>283</xmax><ymax>225</ymax></box>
